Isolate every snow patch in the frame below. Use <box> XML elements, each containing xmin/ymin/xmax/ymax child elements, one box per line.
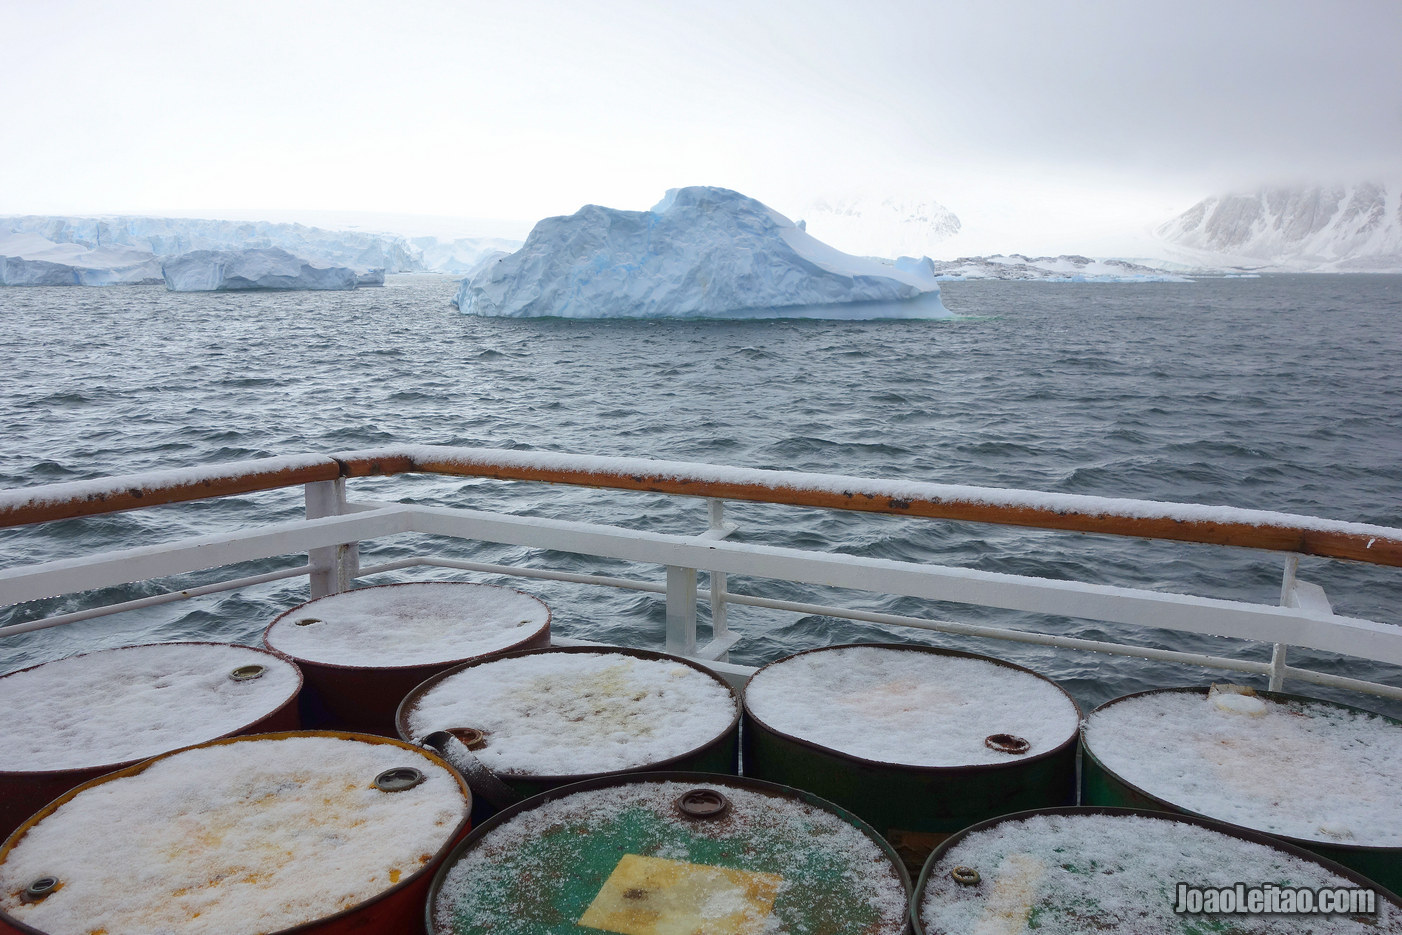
<box><xmin>0</xmin><ymin>643</ymin><xmax>300</xmax><ymax>772</ymax></box>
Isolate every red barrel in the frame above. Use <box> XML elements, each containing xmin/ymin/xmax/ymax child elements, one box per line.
<box><xmin>0</xmin><ymin>641</ymin><xmax>300</xmax><ymax>843</ymax></box>
<box><xmin>264</xmin><ymin>581</ymin><xmax>551</xmax><ymax>735</ymax></box>
<box><xmin>0</xmin><ymin>731</ymin><xmax>472</xmax><ymax>935</ymax></box>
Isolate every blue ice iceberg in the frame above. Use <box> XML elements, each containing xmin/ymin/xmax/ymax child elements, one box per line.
<box><xmin>161</xmin><ymin>248</ymin><xmax>361</xmax><ymax>292</ymax></box>
<box><xmin>454</xmin><ymin>187</ymin><xmax>950</xmax><ymax>319</ymax></box>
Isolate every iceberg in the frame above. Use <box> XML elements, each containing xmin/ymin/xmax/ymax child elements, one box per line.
<box><xmin>161</xmin><ymin>248</ymin><xmax>360</xmax><ymax>292</ymax></box>
<box><xmin>454</xmin><ymin>186</ymin><xmax>950</xmax><ymax>319</ymax></box>
<box><xmin>0</xmin><ymin>232</ymin><xmax>163</xmax><ymax>286</ymax></box>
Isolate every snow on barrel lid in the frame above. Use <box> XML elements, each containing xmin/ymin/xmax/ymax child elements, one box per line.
<box><xmin>264</xmin><ymin>581</ymin><xmax>550</xmax><ymax>668</ymax></box>
<box><xmin>430</xmin><ymin>777</ymin><xmax>910</xmax><ymax>934</ymax></box>
<box><xmin>920</xmin><ymin>811</ymin><xmax>1399</xmax><ymax>934</ymax></box>
<box><xmin>0</xmin><ymin>733</ymin><xmax>469</xmax><ymax>935</ymax></box>
<box><xmin>0</xmin><ymin>642</ymin><xmax>300</xmax><ymax>774</ymax></box>
<box><xmin>1083</xmin><ymin>686</ymin><xmax>1402</xmax><ymax>847</ymax></box>
<box><xmin>401</xmin><ymin>649</ymin><xmax>738</xmax><ymax>777</ymax></box>
<box><xmin>744</xmin><ymin>644</ymin><xmax>1080</xmax><ymax>767</ymax></box>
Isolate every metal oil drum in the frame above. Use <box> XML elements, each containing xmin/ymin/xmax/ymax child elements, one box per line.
<box><xmin>1081</xmin><ymin>684</ymin><xmax>1402</xmax><ymax>895</ymax></box>
<box><xmin>742</xmin><ymin>643</ymin><xmax>1080</xmax><ymax>874</ymax></box>
<box><xmin>426</xmin><ymin>772</ymin><xmax>912</xmax><ymax>934</ymax></box>
<box><xmin>263</xmin><ymin>581</ymin><xmax>551</xmax><ymax>735</ymax></box>
<box><xmin>0</xmin><ymin>641</ymin><xmax>301</xmax><ymax>843</ymax></box>
<box><xmin>915</xmin><ymin>807</ymin><xmax>1402</xmax><ymax>934</ymax></box>
<box><xmin>397</xmin><ymin>646</ymin><xmax>740</xmax><ymax>816</ymax></box>
<box><xmin>0</xmin><ymin>730</ymin><xmax>472</xmax><ymax>935</ymax></box>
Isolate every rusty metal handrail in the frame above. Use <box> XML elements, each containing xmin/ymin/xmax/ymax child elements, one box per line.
<box><xmin>1</xmin><ymin>446</ymin><xmax>1400</xmax><ymax>568</ymax></box>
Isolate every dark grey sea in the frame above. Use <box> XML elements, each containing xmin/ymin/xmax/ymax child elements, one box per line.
<box><xmin>2</xmin><ymin>273</ymin><xmax>1400</xmax><ymax>715</ymax></box>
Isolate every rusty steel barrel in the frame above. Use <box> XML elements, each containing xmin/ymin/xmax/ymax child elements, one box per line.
<box><xmin>263</xmin><ymin>581</ymin><xmax>551</xmax><ymax>735</ymax></box>
<box><xmin>915</xmin><ymin>806</ymin><xmax>1402</xmax><ymax>934</ymax></box>
<box><xmin>0</xmin><ymin>730</ymin><xmax>472</xmax><ymax>935</ymax></box>
<box><xmin>0</xmin><ymin>641</ymin><xmax>301</xmax><ymax>843</ymax></box>
<box><xmin>397</xmin><ymin>646</ymin><xmax>740</xmax><ymax>816</ymax></box>
<box><xmin>1081</xmin><ymin>684</ymin><xmax>1402</xmax><ymax>895</ymax></box>
<box><xmin>742</xmin><ymin>643</ymin><xmax>1081</xmax><ymax>874</ymax></box>
<box><xmin>426</xmin><ymin>772</ymin><xmax>912</xmax><ymax>934</ymax></box>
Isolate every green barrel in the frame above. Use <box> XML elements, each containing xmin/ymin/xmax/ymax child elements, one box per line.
<box><xmin>1082</xmin><ymin>686</ymin><xmax>1402</xmax><ymax>895</ymax></box>
<box><xmin>398</xmin><ymin>646</ymin><xmax>739</xmax><ymax>812</ymax></box>
<box><xmin>915</xmin><ymin>807</ymin><xmax>1402</xmax><ymax>934</ymax></box>
<box><xmin>426</xmin><ymin>771</ymin><xmax>912</xmax><ymax>934</ymax></box>
<box><xmin>742</xmin><ymin>644</ymin><xmax>1080</xmax><ymax>874</ymax></box>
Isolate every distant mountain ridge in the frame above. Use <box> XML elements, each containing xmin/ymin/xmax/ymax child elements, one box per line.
<box><xmin>1156</xmin><ymin>182</ymin><xmax>1402</xmax><ymax>272</ymax></box>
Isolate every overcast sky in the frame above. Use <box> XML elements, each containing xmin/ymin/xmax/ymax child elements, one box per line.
<box><xmin>3</xmin><ymin>0</ymin><xmax>1399</xmax><ymax>255</ymax></box>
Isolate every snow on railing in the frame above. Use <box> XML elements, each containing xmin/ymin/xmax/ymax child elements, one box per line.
<box><xmin>1</xmin><ymin>445</ymin><xmax>1400</xmax><ymax>567</ymax></box>
<box><xmin>2</xmin><ymin>447</ymin><xmax>1402</xmax><ymax>700</ymax></box>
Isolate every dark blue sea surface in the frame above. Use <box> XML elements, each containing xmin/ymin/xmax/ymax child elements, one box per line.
<box><xmin>2</xmin><ymin>274</ymin><xmax>1400</xmax><ymax>715</ymax></box>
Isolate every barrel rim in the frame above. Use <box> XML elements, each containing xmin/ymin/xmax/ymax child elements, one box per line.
<box><xmin>743</xmin><ymin>642</ymin><xmax>1082</xmax><ymax>773</ymax></box>
<box><xmin>395</xmin><ymin>644</ymin><xmax>742</xmax><ymax>783</ymax></box>
<box><xmin>0</xmin><ymin>640</ymin><xmax>304</xmax><ymax>779</ymax></box>
<box><xmin>263</xmin><ymin>580</ymin><xmax>552</xmax><ymax>672</ymax></box>
<box><xmin>424</xmin><ymin>769</ymin><xmax>913</xmax><ymax>935</ymax></box>
<box><xmin>1081</xmin><ymin>684</ymin><xmax>1402</xmax><ymax>855</ymax></box>
<box><xmin>911</xmin><ymin>804</ymin><xmax>1402</xmax><ymax>935</ymax></box>
<box><xmin>0</xmin><ymin>729</ymin><xmax>473</xmax><ymax>935</ymax></box>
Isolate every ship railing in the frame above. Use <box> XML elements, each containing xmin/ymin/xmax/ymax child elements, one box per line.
<box><xmin>1</xmin><ymin>445</ymin><xmax>1400</xmax><ymax>698</ymax></box>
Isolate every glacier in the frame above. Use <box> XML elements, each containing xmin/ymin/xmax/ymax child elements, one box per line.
<box><xmin>0</xmin><ymin>232</ymin><xmax>164</xmax><ymax>286</ymax></box>
<box><xmin>1156</xmin><ymin>181</ymin><xmax>1402</xmax><ymax>272</ymax></box>
<box><xmin>3</xmin><ymin>215</ymin><xmax>423</xmax><ymax>273</ymax></box>
<box><xmin>162</xmin><ymin>248</ymin><xmax>361</xmax><ymax>292</ymax></box>
<box><xmin>454</xmin><ymin>187</ymin><xmax>950</xmax><ymax>319</ymax></box>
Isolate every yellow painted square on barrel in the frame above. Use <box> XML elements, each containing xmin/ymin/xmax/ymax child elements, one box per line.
<box><xmin>578</xmin><ymin>854</ymin><xmax>783</xmax><ymax>935</ymax></box>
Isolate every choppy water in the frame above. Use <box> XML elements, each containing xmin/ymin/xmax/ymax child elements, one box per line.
<box><xmin>2</xmin><ymin>274</ymin><xmax>1400</xmax><ymax>716</ymax></box>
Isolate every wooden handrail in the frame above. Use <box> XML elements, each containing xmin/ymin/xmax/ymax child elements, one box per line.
<box><xmin>1</xmin><ymin>447</ymin><xmax>1400</xmax><ymax>568</ymax></box>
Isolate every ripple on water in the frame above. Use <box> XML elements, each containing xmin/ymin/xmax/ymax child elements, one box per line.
<box><xmin>2</xmin><ymin>275</ymin><xmax>1402</xmax><ymax>716</ymax></box>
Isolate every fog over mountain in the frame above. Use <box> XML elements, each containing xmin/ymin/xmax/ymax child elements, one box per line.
<box><xmin>1156</xmin><ymin>182</ymin><xmax>1402</xmax><ymax>272</ymax></box>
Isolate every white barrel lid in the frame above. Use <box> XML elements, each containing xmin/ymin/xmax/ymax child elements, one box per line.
<box><xmin>265</xmin><ymin>582</ymin><xmax>550</xmax><ymax>668</ymax></box>
<box><xmin>0</xmin><ymin>642</ymin><xmax>300</xmax><ymax>773</ymax></box>
<box><xmin>402</xmin><ymin>650</ymin><xmax>737</xmax><ymax>777</ymax></box>
<box><xmin>744</xmin><ymin>645</ymin><xmax>1080</xmax><ymax>767</ymax></box>
<box><xmin>1084</xmin><ymin>687</ymin><xmax>1402</xmax><ymax>847</ymax></box>
<box><xmin>0</xmin><ymin>733</ymin><xmax>469</xmax><ymax>935</ymax></box>
<box><xmin>921</xmin><ymin>811</ymin><xmax>1397</xmax><ymax>934</ymax></box>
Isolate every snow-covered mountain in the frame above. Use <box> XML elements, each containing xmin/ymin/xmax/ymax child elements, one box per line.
<box><xmin>456</xmin><ymin>186</ymin><xmax>949</xmax><ymax>319</ymax></box>
<box><xmin>798</xmin><ymin>194</ymin><xmax>961</xmax><ymax>260</ymax></box>
<box><xmin>1156</xmin><ymin>182</ymin><xmax>1402</xmax><ymax>272</ymax></box>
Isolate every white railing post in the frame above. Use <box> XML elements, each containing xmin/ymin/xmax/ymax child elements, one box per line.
<box><xmin>708</xmin><ymin>500</ymin><xmax>730</xmax><ymax>662</ymax></box>
<box><xmin>1270</xmin><ymin>555</ymin><xmax>1300</xmax><ymax>692</ymax></box>
<box><xmin>665</xmin><ymin>565</ymin><xmax>698</xmax><ymax>656</ymax></box>
<box><xmin>305</xmin><ymin>479</ymin><xmax>358</xmax><ymax>597</ymax></box>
